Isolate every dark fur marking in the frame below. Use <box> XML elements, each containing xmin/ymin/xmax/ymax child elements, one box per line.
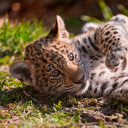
<box><xmin>89</xmin><ymin>55</ymin><xmax>95</xmax><ymax>59</ymax></box>
<box><xmin>79</xmin><ymin>48</ymin><xmax>82</xmax><ymax>52</ymax></box>
<box><xmin>109</xmin><ymin>83</ymin><xmax>118</xmax><ymax>95</ymax></box>
<box><xmin>114</xmin><ymin>31</ymin><xmax>118</xmax><ymax>34</ymax></box>
<box><xmin>94</xmin><ymin>32</ymin><xmax>96</xmax><ymax>41</ymax></box>
<box><xmin>93</xmin><ymin>58</ymin><xmax>98</xmax><ymax>60</ymax></box>
<box><xmin>105</xmin><ymin>37</ymin><xmax>109</xmax><ymax>42</ymax></box>
<box><xmin>100</xmin><ymin>82</ymin><xmax>108</xmax><ymax>96</ymax></box>
<box><xmin>114</xmin><ymin>68</ymin><xmax>118</xmax><ymax>72</ymax></box>
<box><xmin>83</xmin><ymin>54</ymin><xmax>86</xmax><ymax>57</ymax></box>
<box><xmin>104</xmin><ymin>24</ymin><xmax>109</xmax><ymax>27</ymax></box>
<box><xmin>108</xmin><ymin>40</ymin><xmax>112</xmax><ymax>44</ymax></box>
<box><xmin>121</xmin><ymin>79</ymin><xmax>128</xmax><ymax>86</ymax></box>
<box><xmin>83</xmin><ymin>38</ymin><xmax>87</xmax><ymax>44</ymax></box>
<box><xmin>112</xmin><ymin>42</ymin><xmax>115</xmax><ymax>45</ymax></box>
<box><xmin>66</xmin><ymin>50</ymin><xmax>68</xmax><ymax>54</ymax></box>
<box><xmin>111</xmin><ymin>28</ymin><xmax>117</xmax><ymax>30</ymax></box>
<box><xmin>40</xmin><ymin>38</ymin><xmax>44</xmax><ymax>42</ymax></box>
<box><xmin>46</xmin><ymin>53</ymin><xmax>50</xmax><ymax>58</ymax></box>
<box><xmin>31</xmin><ymin>47</ymin><xmax>34</xmax><ymax>55</ymax></box>
<box><xmin>61</xmin><ymin>49</ymin><xmax>64</xmax><ymax>53</ymax></box>
<box><xmin>82</xmin><ymin>46</ymin><xmax>88</xmax><ymax>54</ymax></box>
<box><xmin>41</xmin><ymin>56</ymin><xmax>47</xmax><ymax>63</ymax></box>
<box><xmin>88</xmin><ymin>86</ymin><xmax>92</xmax><ymax>91</ymax></box>
<box><xmin>90</xmin><ymin>73</ymin><xmax>96</xmax><ymax>80</ymax></box>
<box><xmin>99</xmin><ymin>71</ymin><xmax>106</xmax><ymax>76</ymax></box>
<box><xmin>26</xmin><ymin>46</ymin><xmax>29</xmax><ymax>53</ymax></box>
<box><xmin>88</xmin><ymin>37</ymin><xmax>100</xmax><ymax>51</ymax></box>
<box><xmin>34</xmin><ymin>46</ymin><xmax>39</xmax><ymax>51</ymax></box>
<box><xmin>87</xmin><ymin>45</ymin><xmax>90</xmax><ymax>48</ymax></box>
<box><xmin>122</xmin><ymin>57</ymin><xmax>127</xmax><ymax>70</ymax></box>
<box><xmin>108</xmin><ymin>26</ymin><xmax>114</xmax><ymax>28</ymax></box>
<box><xmin>77</xmin><ymin>40</ymin><xmax>80</xmax><ymax>44</ymax></box>
<box><xmin>57</xmin><ymin>58</ymin><xmax>61</xmax><ymax>62</ymax></box>
<box><xmin>37</xmin><ymin>52</ymin><xmax>41</xmax><ymax>55</ymax></box>
<box><xmin>105</xmin><ymin>31</ymin><xmax>110</xmax><ymax>35</ymax></box>
<box><xmin>94</xmin><ymin>88</ymin><xmax>97</xmax><ymax>93</ymax></box>
<box><xmin>101</xmin><ymin>40</ymin><xmax>104</xmax><ymax>44</ymax></box>
<box><xmin>115</xmin><ymin>75</ymin><xmax>125</xmax><ymax>81</ymax></box>
<box><xmin>100</xmin><ymin>29</ymin><xmax>104</xmax><ymax>33</ymax></box>
<box><xmin>112</xmin><ymin>83</ymin><xmax>118</xmax><ymax>89</ymax></box>
<box><xmin>96</xmin><ymin>81</ymin><xmax>99</xmax><ymax>85</ymax></box>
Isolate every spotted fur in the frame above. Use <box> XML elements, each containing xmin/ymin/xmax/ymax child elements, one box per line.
<box><xmin>10</xmin><ymin>14</ymin><xmax>128</xmax><ymax>102</ymax></box>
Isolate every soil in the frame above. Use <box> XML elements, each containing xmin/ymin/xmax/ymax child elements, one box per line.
<box><xmin>29</xmin><ymin>93</ymin><xmax>128</xmax><ymax>127</ymax></box>
<box><xmin>61</xmin><ymin>97</ymin><xmax>128</xmax><ymax>127</ymax></box>
<box><xmin>1</xmin><ymin>89</ymin><xmax>128</xmax><ymax>127</ymax></box>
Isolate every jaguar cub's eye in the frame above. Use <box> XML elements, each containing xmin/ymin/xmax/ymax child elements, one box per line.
<box><xmin>68</xmin><ymin>53</ymin><xmax>74</xmax><ymax>61</ymax></box>
<box><xmin>51</xmin><ymin>70</ymin><xmax>60</xmax><ymax>77</ymax></box>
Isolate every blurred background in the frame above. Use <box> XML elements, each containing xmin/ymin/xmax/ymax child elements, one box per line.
<box><xmin>0</xmin><ymin>0</ymin><xmax>128</xmax><ymax>65</ymax></box>
<box><xmin>0</xmin><ymin>0</ymin><xmax>128</xmax><ymax>33</ymax></box>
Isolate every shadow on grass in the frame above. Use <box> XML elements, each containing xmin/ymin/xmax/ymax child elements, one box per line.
<box><xmin>1</xmin><ymin>84</ymin><xmax>128</xmax><ymax>127</ymax></box>
<box><xmin>0</xmin><ymin>85</ymin><xmax>56</xmax><ymax>106</ymax></box>
<box><xmin>1</xmin><ymin>84</ymin><xmax>127</xmax><ymax>111</ymax></box>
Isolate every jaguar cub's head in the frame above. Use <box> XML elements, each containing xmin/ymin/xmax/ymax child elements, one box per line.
<box><xmin>10</xmin><ymin>16</ymin><xmax>85</xmax><ymax>98</ymax></box>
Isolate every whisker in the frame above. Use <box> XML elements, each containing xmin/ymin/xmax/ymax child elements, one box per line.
<box><xmin>64</xmin><ymin>85</ymin><xmax>82</xmax><ymax>93</ymax></box>
<box><xmin>86</xmin><ymin>54</ymin><xmax>99</xmax><ymax>68</ymax></box>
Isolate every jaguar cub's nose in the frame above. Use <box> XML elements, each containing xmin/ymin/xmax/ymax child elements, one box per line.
<box><xmin>74</xmin><ymin>74</ymin><xmax>85</xmax><ymax>84</ymax></box>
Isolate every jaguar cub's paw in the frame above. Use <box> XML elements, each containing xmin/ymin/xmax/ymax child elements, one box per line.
<box><xmin>105</xmin><ymin>46</ymin><xmax>126</xmax><ymax>69</ymax></box>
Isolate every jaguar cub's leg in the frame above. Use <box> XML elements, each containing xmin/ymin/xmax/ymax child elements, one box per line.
<box><xmin>110</xmin><ymin>14</ymin><xmax>128</xmax><ymax>33</ymax></box>
<box><xmin>95</xmin><ymin>21</ymin><xmax>128</xmax><ymax>69</ymax></box>
<box><xmin>81</xmin><ymin>22</ymin><xmax>99</xmax><ymax>33</ymax></box>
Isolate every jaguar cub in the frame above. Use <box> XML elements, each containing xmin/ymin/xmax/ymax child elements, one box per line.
<box><xmin>10</xmin><ymin>14</ymin><xmax>128</xmax><ymax>102</ymax></box>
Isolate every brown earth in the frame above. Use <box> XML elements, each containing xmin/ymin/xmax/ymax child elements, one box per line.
<box><xmin>1</xmin><ymin>85</ymin><xmax>128</xmax><ymax>127</ymax></box>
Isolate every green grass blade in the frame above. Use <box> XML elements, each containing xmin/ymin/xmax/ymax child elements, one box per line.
<box><xmin>117</xmin><ymin>4</ymin><xmax>128</xmax><ymax>16</ymax></box>
<box><xmin>99</xmin><ymin>0</ymin><xmax>113</xmax><ymax>21</ymax></box>
<box><xmin>81</xmin><ymin>15</ymin><xmax>101</xmax><ymax>23</ymax></box>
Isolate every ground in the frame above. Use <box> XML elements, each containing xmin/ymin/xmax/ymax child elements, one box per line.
<box><xmin>0</xmin><ymin>66</ymin><xmax>128</xmax><ymax>127</ymax></box>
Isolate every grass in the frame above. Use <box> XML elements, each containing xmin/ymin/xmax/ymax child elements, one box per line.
<box><xmin>81</xmin><ymin>0</ymin><xmax>128</xmax><ymax>23</ymax></box>
<box><xmin>81</xmin><ymin>0</ymin><xmax>113</xmax><ymax>23</ymax></box>
<box><xmin>0</xmin><ymin>17</ymin><xmax>48</xmax><ymax>65</ymax></box>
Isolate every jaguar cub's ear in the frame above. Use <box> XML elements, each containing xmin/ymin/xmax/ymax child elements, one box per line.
<box><xmin>9</xmin><ymin>60</ymin><xmax>33</xmax><ymax>85</ymax></box>
<box><xmin>47</xmin><ymin>15</ymin><xmax>69</xmax><ymax>39</ymax></box>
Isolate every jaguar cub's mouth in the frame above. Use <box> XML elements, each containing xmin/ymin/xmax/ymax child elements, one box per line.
<box><xmin>74</xmin><ymin>74</ymin><xmax>85</xmax><ymax>84</ymax></box>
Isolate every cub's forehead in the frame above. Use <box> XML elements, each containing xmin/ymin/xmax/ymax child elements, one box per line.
<box><xmin>25</xmin><ymin>38</ymin><xmax>73</xmax><ymax>57</ymax></box>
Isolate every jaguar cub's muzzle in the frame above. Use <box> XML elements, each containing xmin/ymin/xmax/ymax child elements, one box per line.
<box><xmin>74</xmin><ymin>74</ymin><xmax>85</xmax><ymax>84</ymax></box>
